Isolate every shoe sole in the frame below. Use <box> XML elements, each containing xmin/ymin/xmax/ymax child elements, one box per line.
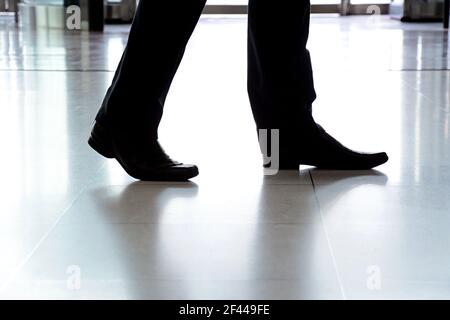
<box><xmin>299</xmin><ymin>152</ymin><xmax>389</xmax><ymax>170</ymax></box>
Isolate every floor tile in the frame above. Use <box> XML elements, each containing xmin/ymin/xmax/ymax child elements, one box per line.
<box><xmin>3</xmin><ymin>223</ymin><xmax>342</xmax><ymax>299</ymax></box>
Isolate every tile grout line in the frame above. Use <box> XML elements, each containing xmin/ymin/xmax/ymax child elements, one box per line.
<box><xmin>0</xmin><ymin>186</ymin><xmax>87</xmax><ymax>295</ymax></box>
<box><xmin>308</xmin><ymin>170</ymin><xmax>347</xmax><ymax>300</ymax></box>
<box><xmin>0</xmin><ymin>161</ymin><xmax>108</xmax><ymax>295</ymax></box>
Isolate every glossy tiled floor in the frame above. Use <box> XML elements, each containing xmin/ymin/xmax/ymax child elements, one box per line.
<box><xmin>0</xmin><ymin>15</ymin><xmax>449</xmax><ymax>299</ymax></box>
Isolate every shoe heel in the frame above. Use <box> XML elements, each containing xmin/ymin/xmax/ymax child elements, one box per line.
<box><xmin>88</xmin><ymin>123</ymin><xmax>115</xmax><ymax>159</ymax></box>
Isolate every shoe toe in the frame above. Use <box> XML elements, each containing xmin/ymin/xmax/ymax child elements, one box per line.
<box><xmin>370</xmin><ymin>152</ymin><xmax>389</xmax><ymax>168</ymax></box>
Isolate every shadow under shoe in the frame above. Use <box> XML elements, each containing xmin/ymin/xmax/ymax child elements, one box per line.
<box><xmin>88</xmin><ymin>122</ymin><xmax>199</xmax><ymax>181</ymax></box>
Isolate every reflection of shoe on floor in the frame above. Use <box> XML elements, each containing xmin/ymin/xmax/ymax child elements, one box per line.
<box><xmin>88</xmin><ymin>122</ymin><xmax>199</xmax><ymax>181</ymax></box>
<box><xmin>270</xmin><ymin>124</ymin><xmax>389</xmax><ymax>171</ymax></box>
<box><xmin>308</xmin><ymin>169</ymin><xmax>389</xmax><ymax>187</ymax></box>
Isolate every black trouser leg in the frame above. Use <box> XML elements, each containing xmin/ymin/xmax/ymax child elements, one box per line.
<box><xmin>97</xmin><ymin>0</ymin><xmax>315</xmax><ymax>151</ymax></box>
<box><xmin>248</xmin><ymin>0</ymin><xmax>316</xmax><ymax>135</ymax></box>
<box><xmin>96</xmin><ymin>0</ymin><xmax>207</xmax><ymax>141</ymax></box>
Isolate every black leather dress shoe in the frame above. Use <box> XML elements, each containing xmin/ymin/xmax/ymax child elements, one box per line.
<box><xmin>300</xmin><ymin>124</ymin><xmax>388</xmax><ymax>170</ymax></box>
<box><xmin>88</xmin><ymin>122</ymin><xmax>199</xmax><ymax>181</ymax></box>
<box><xmin>273</xmin><ymin>124</ymin><xmax>388</xmax><ymax>170</ymax></box>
